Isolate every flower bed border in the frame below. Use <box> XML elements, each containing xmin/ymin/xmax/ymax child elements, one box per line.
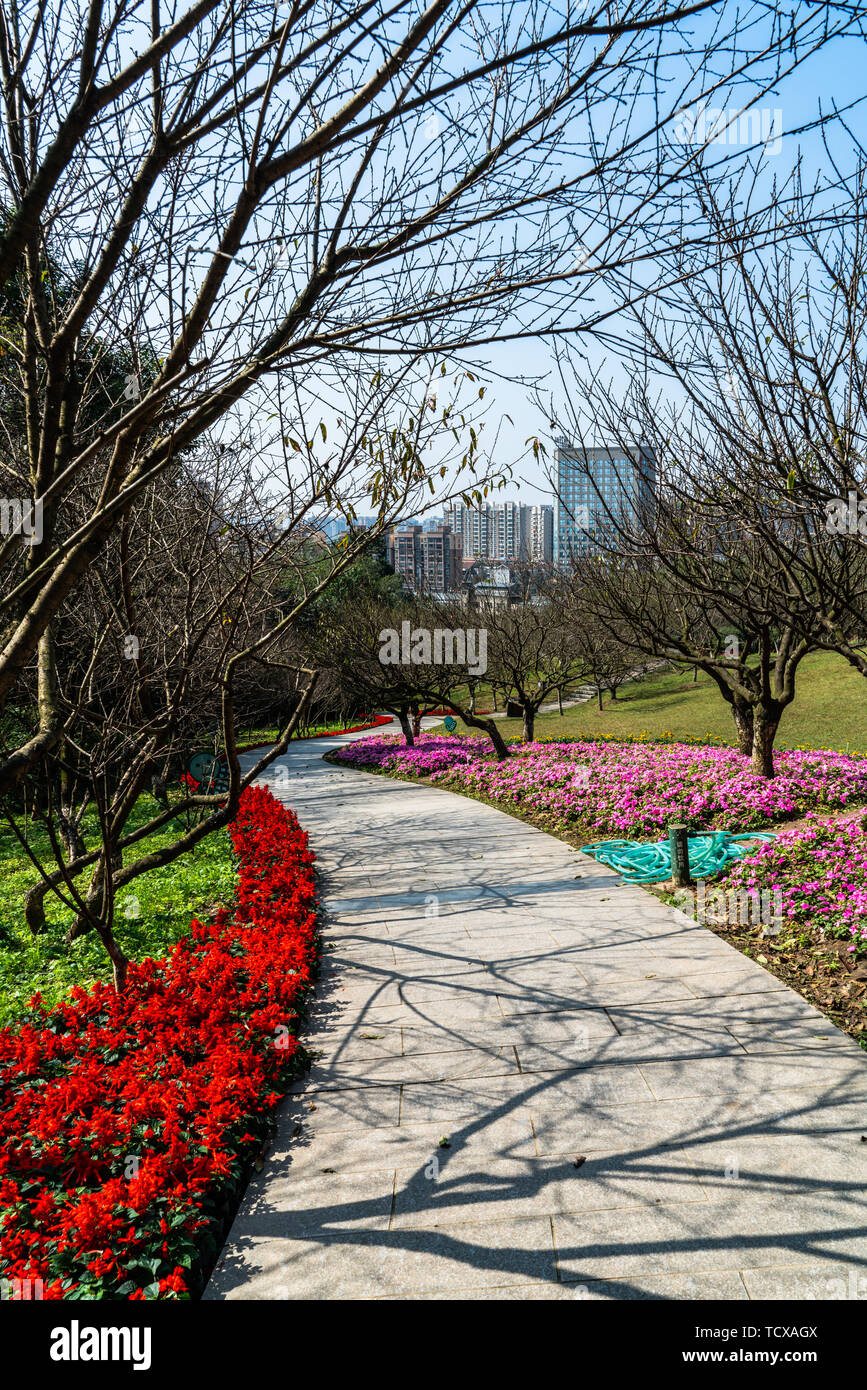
<box><xmin>0</xmin><ymin>786</ymin><xmax>319</xmax><ymax>1301</ymax></box>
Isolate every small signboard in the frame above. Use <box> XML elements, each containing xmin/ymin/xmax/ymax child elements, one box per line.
<box><xmin>187</xmin><ymin>751</ymin><xmax>230</xmax><ymax>793</ymax></box>
<box><xmin>443</xmin><ymin>715</ymin><xmax>457</xmax><ymax>732</ymax></box>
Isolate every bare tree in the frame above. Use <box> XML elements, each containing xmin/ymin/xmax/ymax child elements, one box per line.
<box><xmin>478</xmin><ymin>585</ymin><xmax>582</xmax><ymax>741</ymax></box>
<box><xmin>550</xmin><ymin>483</ymin><xmax>820</xmax><ymax>775</ymax></box>
<box><xmin>537</xmin><ymin>130</ymin><xmax>867</xmax><ymax>775</ymax></box>
<box><xmin>583</xmin><ymin>159</ymin><xmax>867</xmax><ymax>689</ymax></box>
<box><xmin>316</xmin><ymin>588</ymin><xmax>512</xmax><ymax>755</ymax></box>
<box><xmin>565</xmin><ymin>599</ymin><xmax>637</xmax><ymax>710</ymax></box>
<box><xmin>0</xmin><ymin>0</ymin><xmax>857</xmax><ymax>800</ymax></box>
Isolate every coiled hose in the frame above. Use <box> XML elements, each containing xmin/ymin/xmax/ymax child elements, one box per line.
<box><xmin>579</xmin><ymin>830</ymin><xmax>776</xmax><ymax>883</ymax></box>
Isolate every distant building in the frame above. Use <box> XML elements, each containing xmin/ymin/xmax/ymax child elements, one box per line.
<box><xmin>319</xmin><ymin>517</ymin><xmax>347</xmax><ymax>541</ymax></box>
<box><xmin>388</xmin><ymin>523</ymin><xmax>422</xmax><ymax>588</ymax></box>
<box><xmin>491</xmin><ymin>501</ymin><xmax>522</xmax><ymax>560</ymax></box>
<box><xmin>387</xmin><ymin>523</ymin><xmax>462</xmax><ymax>592</ymax></box>
<box><xmin>521</xmin><ymin>504</ymin><xmax>554</xmax><ymax>563</ymax></box>
<box><xmin>553</xmin><ymin>438</ymin><xmax>656</xmax><ymax>562</ymax></box>
<box><xmin>443</xmin><ymin>500</ymin><xmax>552</xmax><ymax>563</ymax></box>
<box><xmin>420</xmin><ymin>526</ymin><xmax>462</xmax><ymax>592</ymax></box>
<box><xmin>443</xmin><ymin>502</ymin><xmax>491</xmax><ymax>559</ymax></box>
<box><xmin>318</xmin><ymin>514</ymin><xmax>377</xmax><ymax>541</ymax></box>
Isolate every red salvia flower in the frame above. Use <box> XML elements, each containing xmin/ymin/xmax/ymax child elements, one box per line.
<box><xmin>0</xmin><ymin>787</ymin><xmax>317</xmax><ymax>1300</ymax></box>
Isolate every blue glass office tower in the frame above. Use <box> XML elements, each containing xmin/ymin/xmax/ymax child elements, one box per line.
<box><xmin>553</xmin><ymin>438</ymin><xmax>656</xmax><ymax>562</ymax></box>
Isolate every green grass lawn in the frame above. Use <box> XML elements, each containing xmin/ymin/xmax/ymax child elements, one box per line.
<box><xmin>443</xmin><ymin>651</ymin><xmax>867</xmax><ymax>752</ymax></box>
<box><xmin>0</xmin><ymin>796</ymin><xmax>236</xmax><ymax>1027</ymax></box>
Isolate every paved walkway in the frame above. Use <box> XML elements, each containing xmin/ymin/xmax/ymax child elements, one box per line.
<box><xmin>206</xmin><ymin>728</ymin><xmax>867</xmax><ymax>1301</ymax></box>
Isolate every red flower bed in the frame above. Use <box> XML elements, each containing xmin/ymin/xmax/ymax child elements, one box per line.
<box><xmin>422</xmin><ymin>708</ymin><xmax>491</xmax><ymax>717</ymax></box>
<box><xmin>0</xmin><ymin>786</ymin><xmax>317</xmax><ymax>1300</ymax></box>
<box><xmin>236</xmin><ymin>714</ymin><xmax>393</xmax><ymax>753</ymax></box>
<box><xmin>307</xmin><ymin>714</ymin><xmax>393</xmax><ymax>738</ymax></box>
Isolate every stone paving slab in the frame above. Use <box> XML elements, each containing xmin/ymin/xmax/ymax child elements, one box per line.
<box><xmin>269</xmin><ymin>1115</ymin><xmax>539</xmax><ymax>1176</ymax></box>
<box><xmin>206</xmin><ymin>729</ymin><xmax>867</xmax><ymax>1302</ymax></box>
<box><xmin>740</xmin><ymin>1263</ymin><xmax>867</xmax><ymax>1299</ymax></box>
<box><xmin>209</xmin><ymin>1221</ymin><xmax>560</xmax><ymax>1299</ymax></box>
<box><xmin>530</xmin><ymin>1088</ymin><xmax>867</xmax><ymax>1154</ymax></box>
<box><xmin>553</xmin><ymin>1190</ymin><xmax>867</xmax><ymax>1283</ymax></box>
<box><xmin>389</xmin><ymin>1151</ymin><xmax>714</xmax><ymax>1229</ymax></box>
<box><xmin>381</xmin><ymin>1270</ymin><xmax>751</xmax><ymax>1300</ymax></box>
<box><xmin>300</xmin><ymin>1045</ymin><xmax>521</xmax><ymax>1090</ymax></box>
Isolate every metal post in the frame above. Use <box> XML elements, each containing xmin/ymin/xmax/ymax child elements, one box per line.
<box><xmin>668</xmin><ymin>824</ymin><xmax>692</xmax><ymax>887</ymax></box>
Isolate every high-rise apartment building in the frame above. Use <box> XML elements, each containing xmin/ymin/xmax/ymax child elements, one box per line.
<box><xmin>442</xmin><ymin>502</ymin><xmax>491</xmax><ymax>559</ymax></box>
<box><xmin>520</xmin><ymin>504</ymin><xmax>554</xmax><ymax>564</ymax></box>
<box><xmin>387</xmin><ymin>524</ymin><xmax>462</xmax><ymax>592</ymax></box>
<box><xmin>553</xmin><ymin>439</ymin><xmax>656</xmax><ymax>562</ymax></box>
<box><xmin>442</xmin><ymin>501</ymin><xmax>553</xmax><ymax>563</ymax></box>
<box><xmin>419</xmin><ymin>526</ymin><xmax>462</xmax><ymax>592</ymax></box>
<box><xmin>491</xmin><ymin>500</ymin><xmax>521</xmax><ymax>561</ymax></box>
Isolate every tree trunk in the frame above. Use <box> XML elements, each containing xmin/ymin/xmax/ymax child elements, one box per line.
<box><xmin>483</xmin><ymin>717</ymin><xmax>510</xmax><ymax>761</ymax></box>
<box><xmin>23</xmin><ymin>884</ymin><xmax>47</xmax><ymax>935</ymax></box>
<box><xmin>522</xmin><ymin>706</ymin><xmax>535</xmax><ymax>742</ymax></box>
<box><xmin>58</xmin><ymin>806</ymin><xmax>86</xmax><ymax>862</ymax></box>
<box><xmin>557</xmin><ymin>688</ymin><xmax>563</xmax><ymax>716</ymax></box>
<box><xmin>730</xmin><ymin>701</ymin><xmax>754</xmax><ymax>757</ymax></box>
<box><xmin>397</xmin><ymin>707</ymin><xmax>414</xmax><ymax>746</ymax></box>
<box><xmin>751</xmin><ymin>703</ymin><xmax>782</xmax><ymax>779</ymax></box>
<box><xmin>458</xmin><ymin>710</ymin><xmax>509</xmax><ymax>760</ymax></box>
<box><xmin>97</xmin><ymin>925</ymin><xmax>129</xmax><ymax>992</ymax></box>
<box><xmin>597</xmin><ymin>686</ymin><xmax>603</xmax><ymax>711</ymax></box>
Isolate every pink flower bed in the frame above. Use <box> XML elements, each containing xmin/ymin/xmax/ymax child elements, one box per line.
<box><xmin>722</xmin><ymin>813</ymin><xmax>867</xmax><ymax>949</ymax></box>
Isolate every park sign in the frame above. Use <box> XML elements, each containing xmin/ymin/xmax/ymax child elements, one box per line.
<box><xmin>186</xmin><ymin>750</ymin><xmax>230</xmax><ymax>793</ymax></box>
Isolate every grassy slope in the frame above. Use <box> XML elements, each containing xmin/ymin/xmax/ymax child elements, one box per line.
<box><xmin>0</xmin><ymin>796</ymin><xmax>236</xmax><ymax>1027</ymax></box>
<box><xmin>447</xmin><ymin>651</ymin><xmax>867</xmax><ymax>752</ymax></box>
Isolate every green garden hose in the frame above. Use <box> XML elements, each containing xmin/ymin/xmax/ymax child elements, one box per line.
<box><xmin>579</xmin><ymin>830</ymin><xmax>776</xmax><ymax>883</ymax></box>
